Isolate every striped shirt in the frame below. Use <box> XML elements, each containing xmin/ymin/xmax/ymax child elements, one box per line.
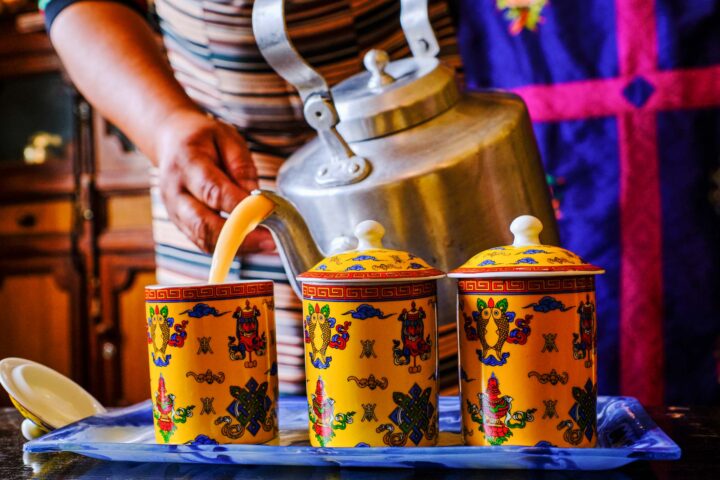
<box><xmin>43</xmin><ymin>0</ymin><xmax>463</xmax><ymax>394</ymax></box>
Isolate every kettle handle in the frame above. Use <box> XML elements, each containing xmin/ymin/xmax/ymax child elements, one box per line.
<box><xmin>252</xmin><ymin>0</ymin><xmax>370</xmax><ymax>187</ymax></box>
<box><xmin>400</xmin><ymin>0</ymin><xmax>441</xmax><ymax>59</ymax></box>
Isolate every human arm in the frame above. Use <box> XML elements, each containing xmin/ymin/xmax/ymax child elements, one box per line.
<box><xmin>47</xmin><ymin>1</ymin><xmax>267</xmax><ymax>252</ymax></box>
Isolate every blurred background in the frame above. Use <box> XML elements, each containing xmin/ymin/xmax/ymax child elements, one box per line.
<box><xmin>0</xmin><ymin>0</ymin><xmax>157</xmax><ymax>408</ymax></box>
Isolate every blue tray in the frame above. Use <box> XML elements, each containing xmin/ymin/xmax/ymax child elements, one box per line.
<box><xmin>24</xmin><ymin>396</ymin><xmax>680</xmax><ymax>470</ymax></box>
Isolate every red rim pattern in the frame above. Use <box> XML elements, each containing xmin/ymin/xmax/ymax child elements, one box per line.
<box><xmin>303</xmin><ymin>281</ymin><xmax>437</xmax><ymax>301</ymax></box>
<box><xmin>298</xmin><ymin>269</ymin><xmax>445</xmax><ymax>281</ymax></box>
<box><xmin>145</xmin><ymin>282</ymin><xmax>273</xmax><ymax>302</ymax></box>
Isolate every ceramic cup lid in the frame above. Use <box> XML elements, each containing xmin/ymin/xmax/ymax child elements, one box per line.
<box><xmin>449</xmin><ymin>215</ymin><xmax>605</xmax><ymax>278</ymax></box>
<box><xmin>298</xmin><ymin>220</ymin><xmax>445</xmax><ymax>283</ymax></box>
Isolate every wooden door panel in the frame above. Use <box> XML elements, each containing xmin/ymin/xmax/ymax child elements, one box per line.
<box><xmin>0</xmin><ymin>272</ymin><xmax>72</xmax><ymax>375</ymax></box>
<box><xmin>118</xmin><ymin>270</ymin><xmax>155</xmax><ymax>405</ymax></box>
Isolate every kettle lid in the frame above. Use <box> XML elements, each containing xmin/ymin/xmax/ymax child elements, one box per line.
<box><xmin>448</xmin><ymin>215</ymin><xmax>605</xmax><ymax>278</ymax></box>
<box><xmin>332</xmin><ymin>50</ymin><xmax>459</xmax><ymax>142</ymax></box>
<box><xmin>298</xmin><ymin>220</ymin><xmax>445</xmax><ymax>283</ymax></box>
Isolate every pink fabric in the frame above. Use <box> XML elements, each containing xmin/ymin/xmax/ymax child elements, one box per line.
<box><xmin>511</xmin><ymin>0</ymin><xmax>720</xmax><ymax>405</ymax></box>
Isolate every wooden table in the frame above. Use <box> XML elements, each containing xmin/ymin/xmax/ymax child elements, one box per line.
<box><xmin>0</xmin><ymin>405</ymin><xmax>717</xmax><ymax>479</ymax></box>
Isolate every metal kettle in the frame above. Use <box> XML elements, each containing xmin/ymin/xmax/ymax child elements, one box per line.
<box><xmin>251</xmin><ymin>0</ymin><xmax>559</xmax><ymax>326</ymax></box>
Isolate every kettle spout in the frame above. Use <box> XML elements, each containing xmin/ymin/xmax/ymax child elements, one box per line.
<box><xmin>253</xmin><ymin>190</ymin><xmax>324</xmax><ymax>298</ymax></box>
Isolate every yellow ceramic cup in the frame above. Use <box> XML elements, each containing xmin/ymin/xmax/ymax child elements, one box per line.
<box><xmin>301</xmin><ymin>281</ymin><xmax>439</xmax><ymax>447</ymax></box>
<box><xmin>456</xmin><ymin>278</ymin><xmax>598</xmax><ymax>447</ymax></box>
<box><xmin>449</xmin><ymin>215</ymin><xmax>604</xmax><ymax>448</ymax></box>
<box><xmin>145</xmin><ymin>281</ymin><xmax>278</xmax><ymax>445</ymax></box>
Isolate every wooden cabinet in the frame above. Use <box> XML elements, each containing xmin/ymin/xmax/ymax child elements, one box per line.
<box><xmin>0</xmin><ymin>20</ymin><xmax>156</xmax><ymax>407</ymax></box>
<box><xmin>92</xmin><ymin>113</ymin><xmax>156</xmax><ymax>406</ymax></box>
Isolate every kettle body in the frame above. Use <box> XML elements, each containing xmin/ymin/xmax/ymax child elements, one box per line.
<box><xmin>252</xmin><ymin>0</ymin><xmax>559</xmax><ymax>327</ymax></box>
<box><xmin>278</xmin><ymin>91</ymin><xmax>558</xmax><ymax>326</ymax></box>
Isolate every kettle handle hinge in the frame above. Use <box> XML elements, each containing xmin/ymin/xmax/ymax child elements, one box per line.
<box><xmin>253</xmin><ymin>0</ymin><xmax>370</xmax><ymax>187</ymax></box>
<box><xmin>303</xmin><ymin>94</ymin><xmax>371</xmax><ymax>186</ymax></box>
<box><xmin>400</xmin><ymin>0</ymin><xmax>441</xmax><ymax>59</ymax></box>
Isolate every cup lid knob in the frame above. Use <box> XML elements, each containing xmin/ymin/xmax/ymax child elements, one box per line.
<box><xmin>510</xmin><ymin>215</ymin><xmax>543</xmax><ymax>247</ymax></box>
<box><xmin>355</xmin><ymin>220</ymin><xmax>386</xmax><ymax>250</ymax></box>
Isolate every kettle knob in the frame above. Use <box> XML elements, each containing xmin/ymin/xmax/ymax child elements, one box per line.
<box><xmin>329</xmin><ymin>235</ymin><xmax>357</xmax><ymax>254</ymax></box>
<box><xmin>355</xmin><ymin>220</ymin><xmax>386</xmax><ymax>250</ymax></box>
<box><xmin>363</xmin><ymin>49</ymin><xmax>394</xmax><ymax>88</ymax></box>
<box><xmin>510</xmin><ymin>215</ymin><xmax>543</xmax><ymax>247</ymax></box>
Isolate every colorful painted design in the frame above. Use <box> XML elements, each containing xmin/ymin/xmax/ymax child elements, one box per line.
<box><xmin>542</xmin><ymin>333</ymin><xmax>559</xmax><ymax>352</ymax></box>
<box><xmin>528</xmin><ymin>369</ymin><xmax>569</xmax><ymax>385</ymax></box>
<box><xmin>185</xmin><ymin>369</ymin><xmax>225</xmax><ymax>384</ymax></box>
<box><xmin>557</xmin><ymin>379</ymin><xmax>598</xmax><ymax>445</ymax></box>
<box><xmin>153</xmin><ymin>375</ymin><xmax>195</xmax><ymax>443</ymax></box>
<box><xmin>342</xmin><ymin>304</ymin><xmax>395</xmax><ymax>320</ymax></box>
<box><xmin>147</xmin><ymin>305</ymin><xmax>189</xmax><ymax>367</ymax></box>
<box><xmin>145</xmin><ymin>281</ymin><xmax>273</xmax><ymax>301</ymax></box>
<box><xmin>450</xmin><ymin>238</ymin><xmax>602</xmax><ymax>276</ymax></box>
<box><xmin>378</xmin><ymin>383</ymin><xmax>437</xmax><ymax>446</ymax></box>
<box><xmin>304</xmin><ymin>304</ymin><xmax>351</xmax><ymax>369</ymax></box>
<box><xmin>196</xmin><ymin>337</ymin><xmax>213</xmax><ymax>354</ymax></box>
<box><xmin>200</xmin><ymin>397</ymin><xmax>215</xmax><ymax>415</ymax></box>
<box><xmin>145</xmin><ymin>284</ymin><xmax>277</xmax><ymax>445</ymax></box>
<box><xmin>179</xmin><ymin>303</ymin><xmax>229</xmax><ymax>318</ymax></box>
<box><xmin>185</xmin><ymin>434</ymin><xmax>219</xmax><ymax>445</ymax></box>
<box><xmin>466</xmin><ymin>373</ymin><xmax>536</xmax><ymax>445</ymax></box>
<box><xmin>392</xmin><ymin>301</ymin><xmax>432</xmax><ymax>373</ymax></box>
<box><xmin>303</xmin><ymin>281</ymin><xmax>436</xmax><ymax>301</ymax></box>
<box><xmin>307</xmin><ymin>377</ymin><xmax>355</xmax><ymax>446</ymax></box>
<box><xmin>299</xmin><ymin>248</ymin><xmax>442</xmax><ymax>281</ymax></box>
<box><xmin>347</xmin><ymin>374</ymin><xmax>388</xmax><ymax>390</ymax></box>
<box><xmin>542</xmin><ymin>400</ymin><xmax>559</xmax><ymax>419</ymax></box>
<box><xmin>228</xmin><ymin>300</ymin><xmax>267</xmax><ymax>367</ymax></box>
<box><xmin>463</xmin><ymin>298</ymin><xmax>532</xmax><ymax>366</ymax></box>
<box><xmin>457</xmin><ymin>277</ymin><xmax>595</xmax><ymax>295</ymax></box>
<box><xmin>359</xmin><ymin>339</ymin><xmax>377</xmax><ymax>359</ymax></box>
<box><xmin>223</xmin><ymin>378</ymin><xmax>275</xmax><ymax>438</ymax></box>
<box><xmin>361</xmin><ymin>403</ymin><xmax>378</xmax><ymax>422</ymax></box>
<box><xmin>573</xmin><ymin>295</ymin><xmax>596</xmax><ymax>368</ymax></box>
<box><xmin>496</xmin><ymin>0</ymin><xmax>549</xmax><ymax>35</ymax></box>
<box><xmin>524</xmin><ymin>296</ymin><xmax>574</xmax><ymax>313</ymax></box>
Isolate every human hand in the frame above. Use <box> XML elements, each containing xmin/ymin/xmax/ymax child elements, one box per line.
<box><xmin>155</xmin><ymin>109</ymin><xmax>273</xmax><ymax>253</ymax></box>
